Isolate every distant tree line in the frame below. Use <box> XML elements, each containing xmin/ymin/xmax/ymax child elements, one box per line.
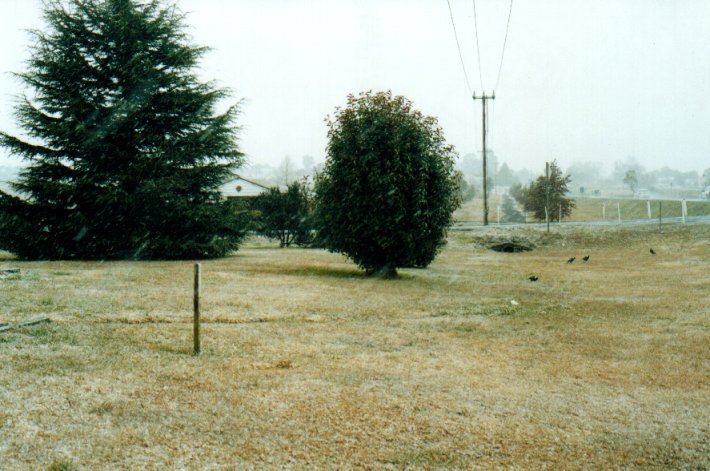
<box><xmin>567</xmin><ymin>157</ymin><xmax>708</xmax><ymax>196</ymax></box>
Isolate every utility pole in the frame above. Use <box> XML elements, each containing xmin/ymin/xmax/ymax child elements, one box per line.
<box><xmin>545</xmin><ymin>161</ymin><xmax>550</xmax><ymax>233</ymax></box>
<box><xmin>473</xmin><ymin>92</ymin><xmax>495</xmax><ymax>225</ymax></box>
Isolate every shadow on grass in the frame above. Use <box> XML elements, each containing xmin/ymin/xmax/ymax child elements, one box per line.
<box><xmin>150</xmin><ymin>342</ymin><xmax>194</xmax><ymax>355</ymax></box>
<box><xmin>257</xmin><ymin>265</ymin><xmax>421</xmax><ymax>281</ymax></box>
<box><xmin>240</xmin><ymin>264</ymin><xmax>367</xmax><ymax>279</ymax></box>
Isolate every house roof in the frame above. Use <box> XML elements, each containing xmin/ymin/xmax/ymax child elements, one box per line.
<box><xmin>0</xmin><ymin>172</ymin><xmax>279</xmax><ymax>199</ymax></box>
<box><xmin>220</xmin><ymin>174</ymin><xmax>282</xmax><ymax>198</ymax></box>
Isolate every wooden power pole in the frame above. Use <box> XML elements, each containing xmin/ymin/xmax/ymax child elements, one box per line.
<box><xmin>473</xmin><ymin>92</ymin><xmax>495</xmax><ymax>225</ymax></box>
<box><xmin>193</xmin><ymin>263</ymin><xmax>201</xmax><ymax>355</ymax></box>
<box><xmin>545</xmin><ymin>161</ymin><xmax>550</xmax><ymax>233</ymax></box>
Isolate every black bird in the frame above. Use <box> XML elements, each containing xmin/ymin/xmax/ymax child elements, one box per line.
<box><xmin>582</xmin><ymin>255</ymin><xmax>590</xmax><ymax>262</ymax></box>
<box><xmin>528</xmin><ymin>275</ymin><xmax>539</xmax><ymax>282</ymax></box>
<box><xmin>567</xmin><ymin>257</ymin><xmax>576</xmax><ymax>263</ymax></box>
<box><xmin>650</xmin><ymin>248</ymin><xmax>656</xmax><ymax>255</ymax></box>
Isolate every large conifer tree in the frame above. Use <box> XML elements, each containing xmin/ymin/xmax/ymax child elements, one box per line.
<box><xmin>0</xmin><ymin>0</ymin><xmax>246</xmax><ymax>259</ymax></box>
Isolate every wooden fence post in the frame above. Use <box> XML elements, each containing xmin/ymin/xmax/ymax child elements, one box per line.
<box><xmin>647</xmin><ymin>200</ymin><xmax>651</xmax><ymax>219</ymax></box>
<box><xmin>194</xmin><ymin>263</ymin><xmax>201</xmax><ymax>355</ymax></box>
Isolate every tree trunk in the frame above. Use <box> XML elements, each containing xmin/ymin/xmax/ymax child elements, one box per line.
<box><xmin>367</xmin><ymin>265</ymin><xmax>398</xmax><ymax>278</ymax></box>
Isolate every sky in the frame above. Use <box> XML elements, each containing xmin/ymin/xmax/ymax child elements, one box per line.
<box><xmin>1</xmin><ymin>0</ymin><xmax>709</xmax><ymax>176</ymax></box>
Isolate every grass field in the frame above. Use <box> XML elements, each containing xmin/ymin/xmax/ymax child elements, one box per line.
<box><xmin>1</xmin><ymin>224</ymin><xmax>709</xmax><ymax>468</ymax></box>
<box><xmin>455</xmin><ymin>194</ymin><xmax>710</xmax><ymax>224</ymax></box>
<box><xmin>571</xmin><ymin>198</ymin><xmax>710</xmax><ymax>222</ymax></box>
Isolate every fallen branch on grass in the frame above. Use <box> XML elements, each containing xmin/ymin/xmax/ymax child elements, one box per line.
<box><xmin>0</xmin><ymin>316</ymin><xmax>51</xmax><ymax>333</ymax></box>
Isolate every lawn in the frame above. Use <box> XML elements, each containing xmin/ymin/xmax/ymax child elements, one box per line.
<box><xmin>1</xmin><ymin>224</ymin><xmax>708</xmax><ymax>468</ymax></box>
<box><xmin>571</xmin><ymin>197</ymin><xmax>710</xmax><ymax>222</ymax></box>
<box><xmin>454</xmin><ymin>195</ymin><xmax>710</xmax><ymax>224</ymax></box>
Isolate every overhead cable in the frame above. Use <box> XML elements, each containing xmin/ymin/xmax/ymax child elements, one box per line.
<box><xmin>494</xmin><ymin>0</ymin><xmax>514</xmax><ymax>92</ymax></box>
<box><xmin>471</xmin><ymin>0</ymin><xmax>485</xmax><ymax>91</ymax></box>
<box><xmin>446</xmin><ymin>0</ymin><xmax>472</xmax><ymax>94</ymax></box>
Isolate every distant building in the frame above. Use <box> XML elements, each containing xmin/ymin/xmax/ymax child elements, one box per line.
<box><xmin>219</xmin><ymin>175</ymin><xmax>281</xmax><ymax>200</ymax></box>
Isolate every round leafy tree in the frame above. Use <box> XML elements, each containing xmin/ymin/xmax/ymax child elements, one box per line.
<box><xmin>315</xmin><ymin>91</ymin><xmax>459</xmax><ymax>277</ymax></box>
<box><xmin>0</xmin><ymin>0</ymin><xmax>246</xmax><ymax>260</ymax></box>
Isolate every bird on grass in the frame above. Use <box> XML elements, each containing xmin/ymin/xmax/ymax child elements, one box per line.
<box><xmin>650</xmin><ymin>248</ymin><xmax>656</xmax><ymax>255</ymax></box>
<box><xmin>567</xmin><ymin>257</ymin><xmax>576</xmax><ymax>263</ymax></box>
<box><xmin>582</xmin><ymin>255</ymin><xmax>590</xmax><ymax>262</ymax></box>
<box><xmin>528</xmin><ymin>275</ymin><xmax>539</xmax><ymax>282</ymax></box>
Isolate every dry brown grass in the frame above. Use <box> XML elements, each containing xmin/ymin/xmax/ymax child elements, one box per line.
<box><xmin>1</xmin><ymin>224</ymin><xmax>709</xmax><ymax>469</ymax></box>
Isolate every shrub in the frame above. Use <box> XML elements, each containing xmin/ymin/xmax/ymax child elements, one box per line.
<box><xmin>314</xmin><ymin>91</ymin><xmax>459</xmax><ymax>276</ymax></box>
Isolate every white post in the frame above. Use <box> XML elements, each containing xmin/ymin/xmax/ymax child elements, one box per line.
<box><xmin>617</xmin><ymin>202</ymin><xmax>621</xmax><ymax>223</ymax></box>
<box><xmin>497</xmin><ymin>205</ymin><xmax>501</xmax><ymax>225</ymax></box>
<box><xmin>682</xmin><ymin>199</ymin><xmax>687</xmax><ymax>224</ymax></box>
<box><xmin>647</xmin><ymin>200</ymin><xmax>652</xmax><ymax>219</ymax></box>
<box><xmin>602</xmin><ymin>203</ymin><xmax>606</xmax><ymax>220</ymax></box>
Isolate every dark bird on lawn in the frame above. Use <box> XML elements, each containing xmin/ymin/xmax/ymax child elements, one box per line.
<box><xmin>528</xmin><ymin>275</ymin><xmax>539</xmax><ymax>282</ymax></box>
<box><xmin>567</xmin><ymin>257</ymin><xmax>576</xmax><ymax>263</ymax></box>
<box><xmin>583</xmin><ymin>255</ymin><xmax>590</xmax><ymax>262</ymax></box>
<box><xmin>650</xmin><ymin>248</ymin><xmax>656</xmax><ymax>255</ymax></box>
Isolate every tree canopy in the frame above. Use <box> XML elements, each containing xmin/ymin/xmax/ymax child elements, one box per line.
<box><xmin>251</xmin><ymin>179</ymin><xmax>313</xmax><ymax>248</ymax></box>
<box><xmin>623</xmin><ymin>170</ymin><xmax>639</xmax><ymax>194</ymax></box>
<box><xmin>500</xmin><ymin>193</ymin><xmax>526</xmax><ymax>223</ymax></box>
<box><xmin>520</xmin><ymin>161</ymin><xmax>575</xmax><ymax>222</ymax></box>
<box><xmin>0</xmin><ymin>0</ymin><xmax>246</xmax><ymax>260</ymax></box>
<box><xmin>314</xmin><ymin>91</ymin><xmax>459</xmax><ymax>277</ymax></box>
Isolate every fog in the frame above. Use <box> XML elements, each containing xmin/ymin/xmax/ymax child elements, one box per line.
<box><xmin>1</xmin><ymin>0</ymin><xmax>709</xmax><ymax>176</ymax></box>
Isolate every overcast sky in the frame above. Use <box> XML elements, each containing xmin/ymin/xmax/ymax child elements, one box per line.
<box><xmin>1</xmin><ymin>0</ymin><xmax>709</xmax><ymax>175</ymax></box>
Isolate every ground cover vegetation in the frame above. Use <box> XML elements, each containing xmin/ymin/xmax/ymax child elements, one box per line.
<box><xmin>0</xmin><ymin>224</ymin><xmax>708</xmax><ymax>468</ymax></box>
<box><xmin>0</xmin><ymin>0</ymin><xmax>246</xmax><ymax>260</ymax></box>
<box><xmin>315</xmin><ymin>91</ymin><xmax>460</xmax><ymax>277</ymax></box>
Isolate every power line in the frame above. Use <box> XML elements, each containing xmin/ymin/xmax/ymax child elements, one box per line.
<box><xmin>471</xmin><ymin>0</ymin><xmax>485</xmax><ymax>91</ymax></box>
<box><xmin>494</xmin><ymin>0</ymin><xmax>514</xmax><ymax>92</ymax></box>
<box><xmin>446</xmin><ymin>0</ymin><xmax>472</xmax><ymax>94</ymax></box>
